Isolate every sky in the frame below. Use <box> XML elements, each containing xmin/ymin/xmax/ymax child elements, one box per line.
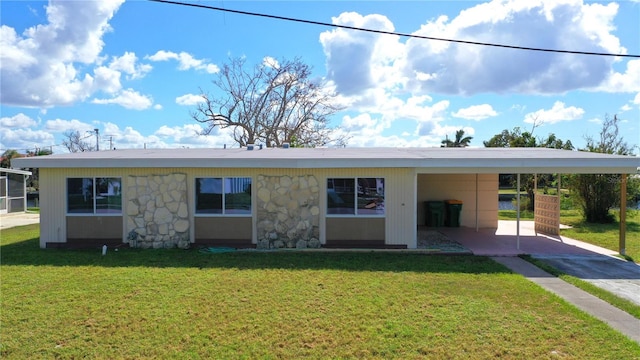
<box><xmin>1</xmin><ymin>0</ymin><xmax>639</xmax><ymax>154</ymax></box>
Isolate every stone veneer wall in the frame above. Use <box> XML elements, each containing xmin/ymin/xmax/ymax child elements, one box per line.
<box><xmin>126</xmin><ymin>173</ymin><xmax>190</xmax><ymax>249</ymax></box>
<box><xmin>256</xmin><ymin>174</ymin><xmax>321</xmax><ymax>249</ymax></box>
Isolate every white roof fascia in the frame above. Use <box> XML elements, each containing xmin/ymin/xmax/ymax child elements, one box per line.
<box><xmin>10</xmin><ymin>148</ymin><xmax>639</xmax><ymax>174</ymax></box>
<box><xmin>3</xmin><ymin>168</ymin><xmax>32</xmax><ymax>176</ymax></box>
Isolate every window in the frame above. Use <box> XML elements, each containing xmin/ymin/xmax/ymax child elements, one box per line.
<box><xmin>67</xmin><ymin>177</ymin><xmax>122</xmax><ymax>214</ymax></box>
<box><xmin>327</xmin><ymin>177</ymin><xmax>385</xmax><ymax>216</ymax></box>
<box><xmin>196</xmin><ymin>177</ymin><xmax>252</xmax><ymax>215</ymax></box>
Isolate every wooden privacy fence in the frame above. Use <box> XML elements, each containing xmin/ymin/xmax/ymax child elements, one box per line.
<box><xmin>534</xmin><ymin>194</ymin><xmax>560</xmax><ymax>235</ymax></box>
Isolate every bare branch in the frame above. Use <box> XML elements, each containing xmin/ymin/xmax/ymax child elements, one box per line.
<box><xmin>191</xmin><ymin>56</ymin><xmax>345</xmax><ymax>148</ymax></box>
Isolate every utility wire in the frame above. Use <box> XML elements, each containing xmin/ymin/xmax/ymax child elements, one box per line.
<box><xmin>149</xmin><ymin>0</ymin><xmax>640</xmax><ymax>58</ymax></box>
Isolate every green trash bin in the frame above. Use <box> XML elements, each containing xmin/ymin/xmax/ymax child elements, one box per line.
<box><xmin>425</xmin><ymin>201</ymin><xmax>445</xmax><ymax>227</ymax></box>
<box><xmin>445</xmin><ymin>200</ymin><xmax>463</xmax><ymax>227</ymax></box>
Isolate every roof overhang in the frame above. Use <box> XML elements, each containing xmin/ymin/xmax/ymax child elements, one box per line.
<box><xmin>10</xmin><ymin>147</ymin><xmax>640</xmax><ymax>174</ymax></box>
<box><xmin>2</xmin><ymin>167</ymin><xmax>32</xmax><ymax>176</ymax></box>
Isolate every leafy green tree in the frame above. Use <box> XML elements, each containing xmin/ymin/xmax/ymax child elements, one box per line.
<box><xmin>1</xmin><ymin>149</ymin><xmax>21</xmax><ymax>168</ymax></box>
<box><xmin>484</xmin><ymin>127</ymin><xmax>574</xmax><ymax>210</ymax></box>
<box><xmin>568</xmin><ymin>114</ymin><xmax>636</xmax><ymax>223</ymax></box>
<box><xmin>24</xmin><ymin>148</ymin><xmax>53</xmax><ymax>190</ymax></box>
<box><xmin>441</xmin><ymin>129</ymin><xmax>473</xmax><ymax>147</ymax></box>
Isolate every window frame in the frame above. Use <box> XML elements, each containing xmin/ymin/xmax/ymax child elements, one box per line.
<box><xmin>66</xmin><ymin>177</ymin><xmax>122</xmax><ymax>216</ymax></box>
<box><xmin>327</xmin><ymin>177</ymin><xmax>385</xmax><ymax>218</ymax></box>
<box><xmin>194</xmin><ymin>177</ymin><xmax>252</xmax><ymax>217</ymax></box>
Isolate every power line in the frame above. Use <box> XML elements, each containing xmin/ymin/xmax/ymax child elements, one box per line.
<box><xmin>149</xmin><ymin>0</ymin><xmax>640</xmax><ymax>58</ymax></box>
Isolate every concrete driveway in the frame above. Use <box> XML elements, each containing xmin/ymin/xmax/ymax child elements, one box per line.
<box><xmin>532</xmin><ymin>254</ymin><xmax>640</xmax><ymax>306</ymax></box>
<box><xmin>440</xmin><ymin>221</ymin><xmax>640</xmax><ymax>307</ymax></box>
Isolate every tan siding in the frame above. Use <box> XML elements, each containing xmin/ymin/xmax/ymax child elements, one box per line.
<box><xmin>67</xmin><ymin>216</ymin><xmax>123</xmax><ymax>239</ymax></box>
<box><xmin>326</xmin><ymin>218</ymin><xmax>384</xmax><ymax>241</ymax></box>
<box><xmin>417</xmin><ymin>174</ymin><xmax>498</xmax><ymax>228</ymax></box>
<box><xmin>194</xmin><ymin>217</ymin><xmax>252</xmax><ymax>240</ymax></box>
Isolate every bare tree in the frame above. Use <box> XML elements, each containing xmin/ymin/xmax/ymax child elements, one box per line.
<box><xmin>192</xmin><ymin>56</ymin><xmax>346</xmax><ymax>147</ymax></box>
<box><xmin>62</xmin><ymin>130</ymin><xmax>95</xmax><ymax>153</ymax></box>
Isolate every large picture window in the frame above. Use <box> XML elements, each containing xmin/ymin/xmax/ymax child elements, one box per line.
<box><xmin>67</xmin><ymin>177</ymin><xmax>122</xmax><ymax>214</ymax></box>
<box><xmin>327</xmin><ymin>177</ymin><xmax>385</xmax><ymax>216</ymax></box>
<box><xmin>196</xmin><ymin>177</ymin><xmax>252</xmax><ymax>215</ymax></box>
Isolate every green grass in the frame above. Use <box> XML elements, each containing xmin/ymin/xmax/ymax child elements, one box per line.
<box><xmin>498</xmin><ymin>210</ymin><xmax>534</xmax><ymax>220</ymax></box>
<box><xmin>2</xmin><ymin>225</ymin><xmax>639</xmax><ymax>359</ymax></box>
<box><xmin>522</xmin><ymin>255</ymin><xmax>640</xmax><ymax>320</ymax></box>
<box><xmin>560</xmin><ymin>209</ymin><xmax>640</xmax><ymax>261</ymax></box>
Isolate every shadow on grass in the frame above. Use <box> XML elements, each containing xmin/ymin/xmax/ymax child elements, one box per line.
<box><xmin>1</xmin><ymin>236</ymin><xmax>510</xmax><ymax>274</ymax></box>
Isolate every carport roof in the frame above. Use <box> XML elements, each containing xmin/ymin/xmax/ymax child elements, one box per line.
<box><xmin>1</xmin><ymin>167</ymin><xmax>32</xmax><ymax>176</ymax></box>
<box><xmin>11</xmin><ymin>147</ymin><xmax>640</xmax><ymax>174</ymax></box>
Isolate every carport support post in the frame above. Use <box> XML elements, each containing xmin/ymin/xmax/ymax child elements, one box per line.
<box><xmin>516</xmin><ymin>173</ymin><xmax>521</xmax><ymax>250</ymax></box>
<box><xmin>619</xmin><ymin>175</ymin><xmax>627</xmax><ymax>256</ymax></box>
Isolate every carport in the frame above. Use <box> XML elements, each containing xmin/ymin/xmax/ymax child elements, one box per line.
<box><xmin>414</xmin><ymin>148</ymin><xmax>639</xmax><ymax>256</ymax></box>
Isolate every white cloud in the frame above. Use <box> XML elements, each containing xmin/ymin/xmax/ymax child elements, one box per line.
<box><xmin>0</xmin><ymin>113</ymin><xmax>37</xmax><ymax>128</ymax></box>
<box><xmin>0</xmin><ymin>0</ymin><xmax>125</xmax><ymax>107</ymax></box>
<box><xmin>634</xmin><ymin>93</ymin><xmax>640</xmax><ymax>105</ymax></box>
<box><xmin>0</xmin><ymin>128</ymin><xmax>55</xmax><ymax>151</ymax></box>
<box><xmin>93</xmin><ymin>66</ymin><xmax>122</xmax><ymax>94</ymax></box>
<box><xmin>101</xmin><ymin>122</ymin><xmax>164</xmax><ymax>149</ymax></box>
<box><xmin>433</xmin><ymin>125</ymin><xmax>476</xmax><ymax>139</ymax></box>
<box><xmin>176</xmin><ymin>94</ymin><xmax>205</xmax><ymax>106</ymax></box>
<box><xmin>109</xmin><ymin>52</ymin><xmax>152</xmax><ymax>80</ymax></box>
<box><xmin>92</xmin><ymin>89</ymin><xmax>153</xmax><ymax>110</ymax></box>
<box><xmin>595</xmin><ymin>59</ymin><xmax>640</xmax><ymax>93</ymax></box>
<box><xmin>524</xmin><ymin>101</ymin><xmax>585</xmax><ymax>124</ymax></box>
<box><xmin>45</xmin><ymin>119</ymin><xmax>94</xmax><ymax>133</ymax></box>
<box><xmin>415</xmin><ymin>100</ymin><xmax>450</xmax><ymax>136</ymax></box>
<box><xmin>402</xmin><ymin>0</ymin><xmax>626</xmax><ymax>95</ymax></box>
<box><xmin>320</xmin><ymin>1</ymin><xmax>630</xmax><ymax>98</ymax></box>
<box><xmin>146</xmin><ymin>50</ymin><xmax>219</xmax><ymax>73</ymax></box>
<box><xmin>452</xmin><ymin>104</ymin><xmax>498</xmax><ymax>121</ymax></box>
<box><xmin>320</xmin><ymin>12</ymin><xmax>403</xmax><ymax>96</ymax></box>
<box><xmin>620</xmin><ymin>104</ymin><xmax>632</xmax><ymax>112</ymax></box>
<box><xmin>156</xmin><ymin>124</ymin><xmax>236</xmax><ymax>148</ymax></box>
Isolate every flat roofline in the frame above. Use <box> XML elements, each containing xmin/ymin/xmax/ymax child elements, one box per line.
<box><xmin>10</xmin><ymin>147</ymin><xmax>639</xmax><ymax>174</ymax></box>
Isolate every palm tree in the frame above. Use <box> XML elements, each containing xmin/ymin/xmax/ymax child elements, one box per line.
<box><xmin>441</xmin><ymin>129</ymin><xmax>473</xmax><ymax>147</ymax></box>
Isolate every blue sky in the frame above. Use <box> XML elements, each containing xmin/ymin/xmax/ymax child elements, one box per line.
<box><xmin>1</xmin><ymin>0</ymin><xmax>639</xmax><ymax>154</ymax></box>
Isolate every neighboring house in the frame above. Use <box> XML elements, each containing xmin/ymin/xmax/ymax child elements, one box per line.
<box><xmin>0</xmin><ymin>168</ymin><xmax>31</xmax><ymax>214</ymax></box>
<box><xmin>11</xmin><ymin>147</ymin><xmax>639</xmax><ymax>249</ymax></box>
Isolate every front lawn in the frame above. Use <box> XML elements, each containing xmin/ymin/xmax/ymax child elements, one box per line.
<box><xmin>2</xmin><ymin>225</ymin><xmax>639</xmax><ymax>359</ymax></box>
<box><xmin>560</xmin><ymin>209</ymin><xmax>639</xmax><ymax>261</ymax></box>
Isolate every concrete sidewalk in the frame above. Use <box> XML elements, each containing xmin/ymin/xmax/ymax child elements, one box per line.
<box><xmin>492</xmin><ymin>256</ymin><xmax>640</xmax><ymax>344</ymax></box>
<box><xmin>0</xmin><ymin>212</ymin><xmax>40</xmax><ymax>230</ymax></box>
